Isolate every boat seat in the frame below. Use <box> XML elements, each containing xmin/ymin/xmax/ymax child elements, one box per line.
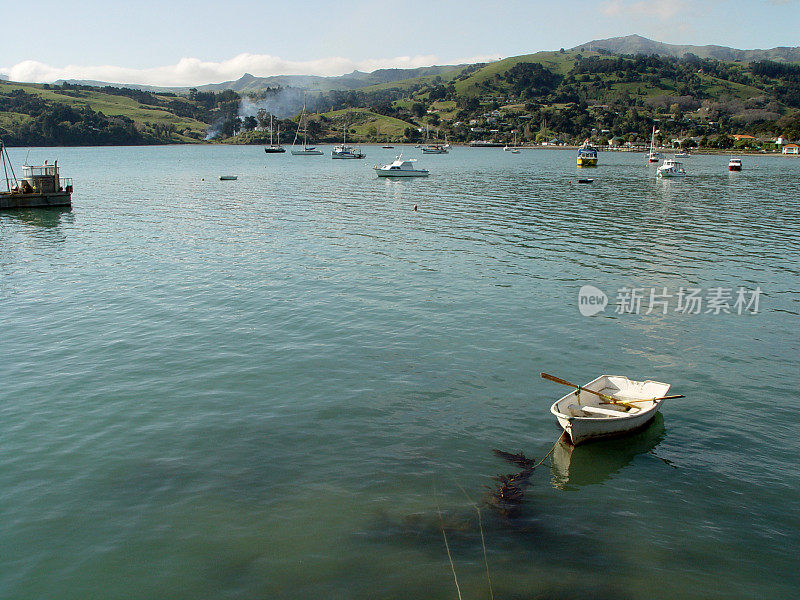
<box><xmin>568</xmin><ymin>404</ymin><xmax>629</xmax><ymax>418</ymax></box>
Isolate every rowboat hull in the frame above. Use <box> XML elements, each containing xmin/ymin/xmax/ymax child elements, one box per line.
<box><xmin>550</xmin><ymin>375</ymin><xmax>670</xmax><ymax>445</ymax></box>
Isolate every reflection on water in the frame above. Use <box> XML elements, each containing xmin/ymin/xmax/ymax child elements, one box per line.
<box><xmin>550</xmin><ymin>415</ymin><xmax>667</xmax><ymax>490</ymax></box>
<box><xmin>0</xmin><ymin>206</ymin><xmax>73</xmax><ymax>229</ymax></box>
<box><xmin>1</xmin><ymin>147</ymin><xmax>798</xmax><ymax>600</ymax></box>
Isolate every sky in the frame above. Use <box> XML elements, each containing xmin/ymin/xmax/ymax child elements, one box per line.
<box><xmin>1</xmin><ymin>0</ymin><xmax>798</xmax><ymax>86</ymax></box>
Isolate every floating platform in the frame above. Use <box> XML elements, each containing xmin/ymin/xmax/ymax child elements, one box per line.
<box><xmin>1</xmin><ymin>146</ymin><xmax>73</xmax><ymax>209</ymax></box>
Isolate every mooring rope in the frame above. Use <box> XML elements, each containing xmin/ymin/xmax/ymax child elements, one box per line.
<box><xmin>452</xmin><ymin>479</ymin><xmax>495</xmax><ymax>600</ymax></box>
<box><xmin>532</xmin><ymin>433</ymin><xmax>563</xmax><ymax>469</ymax></box>
<box><xmin>434</xmin><ymin>479</ymin><xmax>463</xmax><ymax>600</ymax></box>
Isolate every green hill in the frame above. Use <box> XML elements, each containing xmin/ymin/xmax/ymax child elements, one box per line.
<box><xmin>573</xmin><ymin>34</ymin><xmax>800</xmax><ymax>63</ymax></box>
<box><xmin>0</xmin><ymin>80</ymin><xmax>239</xmax><ymax>145</ymax></box>
<box><xmin>3</xmin><ymin>39</ymin><xmax>800</xmax><ymax>147</ymax></box>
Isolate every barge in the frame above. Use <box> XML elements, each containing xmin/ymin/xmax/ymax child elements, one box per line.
<box><xmin>1</xmin><ymin>141</ymin><xmax>72</xmax><ymax>209</ymax></box>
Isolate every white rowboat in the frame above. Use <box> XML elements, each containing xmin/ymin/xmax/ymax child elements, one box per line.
<box><xmin>550</xmin><ymin>375</ymin><xmax>671</xmax><ymax>445</ymax></box>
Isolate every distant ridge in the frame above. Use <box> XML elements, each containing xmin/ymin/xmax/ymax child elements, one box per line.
<box><xmin>572</xmin><ymin>34</ymin><xmax>800</xmax><ymax>63</ymax></box>
<box><xmin>56</xmin><ymin>64</ymin><xmax>466</xmax><ymax>95</ymax></box>
<box><xmin>196</xmin><ymin>65</ymin><xmax>465</xmax><ymax>93</ymax></box>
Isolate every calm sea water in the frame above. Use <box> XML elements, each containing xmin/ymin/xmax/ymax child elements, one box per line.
<box><xmin>1</xmin><ymin>145</ymin><xmax>798</xmax><ymax>599</ymax></box>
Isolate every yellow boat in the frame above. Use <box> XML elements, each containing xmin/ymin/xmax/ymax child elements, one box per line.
<box><xmin>577</xmin><ymin>140</ymin><xmax>598</xmax><ymax>167</ymax></box>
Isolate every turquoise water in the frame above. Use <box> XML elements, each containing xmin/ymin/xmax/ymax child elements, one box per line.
<box><xmin>1</xmin><ymin>145</ymin><xmax>798</xmax><ymax>599</ymax></box>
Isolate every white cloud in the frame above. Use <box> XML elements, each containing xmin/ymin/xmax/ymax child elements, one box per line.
<box><xmin>0</xmin><ymin>52</ymin><xmax>501</xmax><ymax>87</ymax></box>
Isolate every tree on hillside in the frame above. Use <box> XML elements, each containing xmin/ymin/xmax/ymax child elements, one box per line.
<box><xmin>256</xmin><ymin>108</ymin><xmax>269</xmax><ymax>129</ymax></box>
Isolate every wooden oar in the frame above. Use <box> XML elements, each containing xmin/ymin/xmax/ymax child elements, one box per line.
<box><xmin>602</xmin><ymin>394</ymin><xmax>684</xmax><ymax>404</ymax></box>
<box><xmin>540</xmin><ymin>372</ymin><xmax>682</xmax><ymax>409</ymax></box>
<box><xmin>540</xmin><ymin>372</ymin><xmax>619</xmax><ymax>403</ymax></box>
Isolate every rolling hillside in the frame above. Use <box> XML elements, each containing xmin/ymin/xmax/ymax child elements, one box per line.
<box><xmin>3</xmin><ymin>36</ymin><xmax>800</xmax><ymax>147</ymax></box>
<box><xmin>572</xmin><ymin>35</ymin><xmax>800</xmax><ymax>63</ymax></box>
<box><xmin>0</xmin><ymin>80</ymin><xmax>233</xmax><ymax>145</ymax></box>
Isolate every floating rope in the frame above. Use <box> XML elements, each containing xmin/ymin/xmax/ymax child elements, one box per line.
<box><xmin>452</xmin><ymin>479</ymin><xmax>495</xmax><ymax>600</ymax></box>
<box><xmin>434</xmin><ymin>480</ymin><xmax>463</xmax><ymax>600</ymax></box>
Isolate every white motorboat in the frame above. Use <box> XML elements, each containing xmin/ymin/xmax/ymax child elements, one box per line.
<box><xmin>549</xmin><ymin>374</ymin><xmax>672</xmax><ymax>445</ymax></box>
<box><xmin>657</xmin><ymin>158</ymin><xmax>686</xmax><ymax>177</ymax></box>
<box><xmin>374</xmin><ymin>155</ymin><xmax>429</xmax><ymax>177</ymax></box>
<box><xmin>728</xmin><ymin>158</ymin><xmax>742</xmax><ymax>171</ymax></box>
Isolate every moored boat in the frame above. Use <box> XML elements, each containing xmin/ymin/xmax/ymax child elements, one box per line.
<box><xmin>291</xmin><ymin>100</ymin><xmax>323</xmax><ymax>155</ymax></box>
<box><xmin>728</xmin><ymin>158</ymin><xmax>742</xmax><ymax>171</ymax></box>
<box><xmin>332</xmin><ymin>145</ymin><xmax>365</xmax><ymax>159</ymax></box>
<box><xmin>264</xmin><ymin>114</ymin><xmax>285</xmax><ymax>153</ymax></box>
<box><xmin>331</xmin><ymin>124</ymin><xmax>365</xmax><ymax>159</ymax></box>
<box><xmin>1</xmin><ymin>141</ymin><xmax>72</xmax><ymax>209</ymax></box>
<box><xmin>648</xmin><ymin>125</ymin><xmax>662</xmax><ymax>162</ymax></box>
<box><xmin>422</xmin><ymin>144</ymin><xmax>448</xmax><ymax>154</ymax></box>
<box><xmin>657</xmin><ymin>158</ymin><xmax>686</xmax><ymax>178</ymax></box>
<box><xmin>548</xmin><ymin>374</ymin><xmax>672</xmax><ymax>445</ymax></box>
<box><xmin>374</xmin><ymin>155</ymin><xmax>429</xmax><ymax>177</ymax></box>
<box><xmin>576</xmin><ymin>140</ymin><xmax>598</xmax><ymax>166</ymax></box>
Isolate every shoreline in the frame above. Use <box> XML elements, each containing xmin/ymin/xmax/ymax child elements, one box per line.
<box><xmin>1</xmin><ymin>142</ymin><xmax>795</xmax><ymax>157</ymax></box>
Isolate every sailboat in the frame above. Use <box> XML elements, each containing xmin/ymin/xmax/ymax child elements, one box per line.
<box><xmin>382</xmin><ymin>133</ymin><xmax>394</xmax><ymax>149</ymax></box>
<box><xmin>291</xmin><ymin>100</ymin><xmax>322</xmax><ymax>155</ymax></box>
<box><xmin>264</xmin><ymin>114</ymin><xmax>285</xmax><ymax>153</ymax></box>
<box><xmin>647</xmin><ymin>125</ymin><xmax>662</xmax><ymax>163</ymax></box>
<box><xmin>422</xmin><ymin>127</ymin><xmax>448</xmax><ymax>154</ymax></box>
<box><xmin>332</xmin><ymin>122</ymin><xmax>365</xmax><ymax>159</ymax></box>
<box><xmin>504</xmin><ymin>131</ymin><xmax>521</xmax><ymax>152</ymax></box>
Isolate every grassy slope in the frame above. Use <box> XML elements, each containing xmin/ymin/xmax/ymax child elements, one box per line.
<box><xmin>359</xmin><ymin>67</ymin><xmax>464</xmax><ymax>93</ymax></box>
<box><xmin>0</xmin><ymin>82</ymin><xmax>209</xmax><ymax>138</ymax></box>
<box><xmin>317</xmin><ymin>108</ymin><xmax>417</xmax><ymax>140</ymax></box>
<box><xmin>451</xmin><ymin>51</ymin><xmax>770</xmax><ymax>105</ymax></box>
<box><xmin>453</xmin><ymin>51</ymin><xmax>581</xmax><ymax>96</ymax></box>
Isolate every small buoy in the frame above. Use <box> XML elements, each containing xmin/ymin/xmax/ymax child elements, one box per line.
<box><xmin>413</xmin><ymin>204</ymin><xmax>418</xmax><ymax>211</ymax></box>
<box><xmin>201</xmin><ymin>178</ymin><xmax>204</xmax><ymax>181</ymax></box>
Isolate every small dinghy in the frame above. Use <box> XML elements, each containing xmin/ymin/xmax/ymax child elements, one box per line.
<box><xmin>543</xmin><ymin>372</ymin><xmax>679</xmax><ymax>445</ymax></box>
<box><xmin>219</xmin><ymin>175</ymin><xmax>238</xmax><ymax>181</ymax></box>
<box><xmin>577</xmin><ymin>178</ymin><xmax>594</xmax><ymax>184</ymax></box>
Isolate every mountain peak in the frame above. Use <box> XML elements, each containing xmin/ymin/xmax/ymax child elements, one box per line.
<box><xmin>572</xmin><ymin>35</ymin><xmax>800</xmax><ymax>62</ymax></box>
